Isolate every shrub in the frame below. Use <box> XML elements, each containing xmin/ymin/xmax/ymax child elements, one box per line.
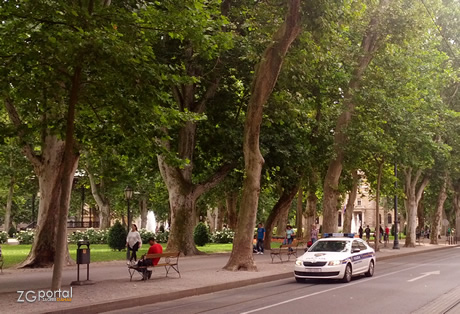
<box><xmin>211</xmin><ymin>228</ymin><xmax>234</xmax><ymax>244</ymax></box>
<box><xmin>194</xmin><ymin>222</ymin><xmax>210</xmax><ymax>246</ymax></box>
<box><xmin>16</xmin><ymin>230</ymin><xmax>34</xmax><ymax>244</ymax></box>
<box><xmin>68</xmin><ymin>229</ymin><xmax>108</xmax><ymax>244</ymax></box>
<box><xmin>107</xmin><ymin>220</ymin><xmax>127</xmax><ymax>251</ymax></box>
<box><xmin>139</xmin><ymin>229</ymin><xmax>156</xmax><ymax>244</ymax></box>
<box><xmin>155</xmin><ymin>231</ymin><xmax>169</xmax><ymax>243</ymax></box>
<box><xmin>8</xmin><ymin>226</ymin><xmax>17</xmax><ymax>238</ymax></box>
<box><xmin>0</xmin><ymin>231</ymin><xmax>8</xmax><ymax>244</ymax></box>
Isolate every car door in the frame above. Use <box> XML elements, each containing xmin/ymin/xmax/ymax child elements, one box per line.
<box><xmin>351</xmin><ymin>240</ymin><xmax>365</xmax><ymax>273</ymax></box>
<box><xmin>358</xmin><ymin>240</ymin><xmax>371</xmax><ymax>273</ymax></box>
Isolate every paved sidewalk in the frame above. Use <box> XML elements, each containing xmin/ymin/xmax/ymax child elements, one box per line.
<box><xmin>0</xmin><ymin>240</ymin><xmax>456</xmax><ymax>314</ymax></box>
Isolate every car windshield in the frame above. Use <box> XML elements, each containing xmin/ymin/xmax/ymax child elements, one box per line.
<box><xmin>309</xmin><ymin>240</ymin><xmax>349</xmax><ymax>252</ymax></box>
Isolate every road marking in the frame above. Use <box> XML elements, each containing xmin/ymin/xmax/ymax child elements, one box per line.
<box><xmin>240</xmin><ymin>255</ymin><xmax>455</xmax><ymax>314</ymax></box>
<box><xmin>407</xmin><ymin>271</ymin><xmax>440</xmax><ymax>282</ymax></box>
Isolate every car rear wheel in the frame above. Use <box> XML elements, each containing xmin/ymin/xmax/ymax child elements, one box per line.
<box><xmin>296</xmin><ymin>277</ymin><xmax>307</xmax><ymax>283</ymax></box>
<box><xmin>342</xmin><ymin>264</ymin><xmax>352</xmax><ymax>283</ymax></box>
<box><xmin>365</xmin><ymin>260</ymin><xmax>374</xmax><ymax>277</ymax></box>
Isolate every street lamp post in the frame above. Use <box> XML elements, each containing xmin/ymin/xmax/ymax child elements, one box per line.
<box><xmin>393</xmin><ymin>163</ymin><xmax>400</xmax><ymax>250</ymax></box>
<box><xmin>124</xmin><ymin>186</ymin><xmax>133</xmax><ymax>260</ymax></box>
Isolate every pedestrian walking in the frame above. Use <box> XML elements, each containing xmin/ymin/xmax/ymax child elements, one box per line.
<box><xmin>359</xmin><ymin>225</ymin><xmax>363</xmax><ymax>239</ymax></box>
<box><xmin>311</xmin><ymin>224</ymin><xmax>318</xmax><ymax>244</ymax></box>
<box><xmin>365</xmin><ymin>225</ymin><xmax>371</xmax><ymax>242</ymax></box>
<box><xmin>256</xmin><ymin>223</ymin><xmax>265</xmax><ymax>254</ymax></box>
<box><xmin>126</xmin><ymin>223</ymin><xmax>142</xmax><ymax>265</ymax></box>
<box><xmin>284</xmin><ymin>225</ymin><xmax>295</xmax><ymax>245</ymax></box>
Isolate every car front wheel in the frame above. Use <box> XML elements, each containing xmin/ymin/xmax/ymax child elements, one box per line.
<box><xmin>342</xmin><ymin>264</ymin><xmax>352</xmax><ymax>283</ymax></box>
<box><xmin>365</xmin><ymin>260</ymin><xmax>374</xmax><ymax>277</ymax></box>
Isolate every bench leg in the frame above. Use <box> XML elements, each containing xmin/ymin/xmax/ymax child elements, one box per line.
<box><xmin>165</xmin><ymin>265</ymin><xmax>181</xmax><ymax>278</ymax></box>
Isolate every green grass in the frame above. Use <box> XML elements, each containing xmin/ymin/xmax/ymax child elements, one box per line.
<box><xmin>1</xmin><ymin>242</ymin><xmax>263</xmax><ymax>269</ymax></box>
<box><xmin>1</xmin><ymin>242</ymin><xmax>286</xmax><ymax>268</ymax></box>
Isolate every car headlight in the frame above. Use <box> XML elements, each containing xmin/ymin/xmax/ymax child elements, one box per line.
<box><xmin>327</xmin><ymin>260</ymin><xmax>342</xmax><ymax>266</ymax></box>
<box><xmin>295</xmin><ymin>260</ymin><xmax>303</xmax><ymax>266</ymax></box>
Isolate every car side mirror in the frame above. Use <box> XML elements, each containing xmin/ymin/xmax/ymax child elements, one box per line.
<box><xmin>352</xmin><ymin>248</ymin><xmax>360</xmax><ymax>253</ymax></box>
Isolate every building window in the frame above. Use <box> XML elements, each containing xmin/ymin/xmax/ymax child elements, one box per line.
<box><xmin>338</xmin><ymin>212</ymin><xmax>342</xmax><ymax>227</ymax></box>
<box><xmin>357</xmin><ymin>199</ymin><xmax>362</xmax><ymax>206</ymax></box>
<box><xmin>388</xmin><ymin>213</ymin><xmax>392</xmax><ymax>224</ymax></box>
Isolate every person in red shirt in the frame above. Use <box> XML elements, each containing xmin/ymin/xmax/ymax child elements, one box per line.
<box><xmin>146</xmin><ymin>237</ymin><xmax>163</xmax><ymax>266</ymax></box>
<box><xmin>134</xmin><ymin>237</ymin><xmax>163</xmax><ymax>280</ymax></box>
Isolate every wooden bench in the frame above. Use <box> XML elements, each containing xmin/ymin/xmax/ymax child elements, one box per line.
<box><xmin>128</xmin><ymin>252</ymin><xmax>180</xmax><ymax>281</ymax></box>
<box><xmin>270</xmin><ymin>242</ymin><xmax>305</xmax><ymax>263</ymax></box>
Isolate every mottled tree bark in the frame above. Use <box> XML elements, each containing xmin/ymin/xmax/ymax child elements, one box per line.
<box><xmin>343</xmin><ymin>171</ymin><xmax>359</xmax><ymax>234</ymax></box>
<box><xmin>4</xmin><ymin>152</ymin><xmax>14</xmax><ymax>233</ymax></box>
<box><xmin>140</xmin><ymin>195</ymin><xmax>148</xmax><ymax>229</ymax></box>
<box><xmin>226</xmin><ymin>191</ymin><xmax>238</xmax><ymax>230</ymax></box>
<box><xmin>224</xmin><ymin>0</ymin><xmax>301</xmax><ymax>271</ymax></box>
<box><xmin>86</xmin><ymin>163</ymin><xmax>111</xmax><ymax>229</ymax></box>
<box><xmin>374</xmin><ymin>161</ymin><xmax>383</xmax><ymax>252</ymax></box>
<box><xmin>430</xmin><ymin>175</ymin><xmax>448</xmax><ymax>245</ymax></box>
<box><xmin>322</xmin><ymin>0</ymin><xmax>391</xmax><ymax>233</ymax></box>
<box><xmin>296</xmin><ymin>187</ymin><xmax>303</xmax><ymax>239</ymax></box>
<box><xmin>263</xmin><ymin>185</ymin><xmax>299</xmax><ymax>250</ymax></box>
<box><xmin>403</xmin><ymin>167</ymin><xmax>429</xmax><ymax>247</ymax></box>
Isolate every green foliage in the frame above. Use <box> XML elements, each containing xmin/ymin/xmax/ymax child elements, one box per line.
<box><xmin>68</xmin><ymin>229</ymin><xmax>108</xmax><ymax>244</ymax></box>
<box><xmin>16</xmin><ymin>230</ymin><xmax>34</xmax><ymax>244</ymax></box>
<box><xmin>107</xmin><ymin>221</ymin><xmax>127</xmax><ymax>251</ymax></box>
<box><xmin>0</xmin><ymin>231</ymin><xmax>8</xmax><ymax>244</ymax></box>
<box><xmin>210</xmin><ymin>229</ymin><xmax>234</xmax><ymax>244</ymax></box>
<box><xmin>155</xmin><ymin>231</ymin><xmax>169</xmax><ymax>244</ymax></box>
<box><xmin>138</xmin><ymin>229</ymin><xmax>156</xmax><ymax>244</ymax></box>
<box><xmin>194</xmin><ymin>222</ymin><xmax>210</xmax><ymax>246</ymax></box>
<box><xmin>8</xmin><ymin>226</ymin><xmax>16</xmax><ymax>238</ymax></box>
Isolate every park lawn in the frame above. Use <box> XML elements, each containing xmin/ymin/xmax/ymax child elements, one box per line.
<box><xmin>2</xmin><ymin>242</ymin><xmax>282</xmax><ymax>269</ymax></box>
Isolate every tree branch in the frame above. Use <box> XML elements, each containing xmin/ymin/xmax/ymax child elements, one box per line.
<box><xmin>193</xmin><ymin>162</ymin><xmax>235</xmax><ymax>199</ymax></box>
<box><xmin>4</xmin><ymin>98</ymin><xmax>42</xmax><ymax>168</ymax></box>
<box><xmin>416</xmin><ymin>176</ymin><xmax>429</xmax><ymax>204</ymax></box>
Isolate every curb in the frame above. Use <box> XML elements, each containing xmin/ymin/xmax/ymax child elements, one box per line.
<box><xmin>46</xmin><ymin>245</ymin><xmax>458</xmax><ymax>314</ymax></box>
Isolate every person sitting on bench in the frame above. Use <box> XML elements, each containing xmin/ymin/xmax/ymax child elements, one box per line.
<box><xmin>133</xmin><ymin>237</ymin><xmax>163</xmax><ymax>280</ymax></box>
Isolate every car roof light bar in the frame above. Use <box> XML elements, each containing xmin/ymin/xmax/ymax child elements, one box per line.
<box><xmin>322</xmin><ymin>233</ymin><xmax>355</xmax><ymax>238</ymax></box>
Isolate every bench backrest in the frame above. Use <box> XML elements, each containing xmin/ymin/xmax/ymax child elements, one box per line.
<box><xmin>145</xmin><ymin>252</ymin><xmax>180</xmax><ymax>260</ymax></box>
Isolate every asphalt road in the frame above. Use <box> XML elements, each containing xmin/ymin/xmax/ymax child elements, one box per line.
<box><xmin>105</xmin><ymin>248</ymin><xmax>460</xmax><ymax>314</ymax></box>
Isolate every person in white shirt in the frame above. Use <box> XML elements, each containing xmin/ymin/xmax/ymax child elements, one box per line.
<box><xmin>126</xmin><ymin>224</ymin><xmax>142</xmax><ymax>265</ymax></box>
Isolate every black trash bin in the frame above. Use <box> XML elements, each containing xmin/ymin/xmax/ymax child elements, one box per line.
<box><xmin>71</xmin><ymin>240</ymin><xmax>94</xmax><ymax>285</ymax></box>
<box><xmin>76</xmin><ymin>240</ymin><xmax>90</xmax><ymax>264</ymax></box>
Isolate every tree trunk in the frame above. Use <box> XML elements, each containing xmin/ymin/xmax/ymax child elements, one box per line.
<box><xmin>304</xmin><ymin>173</ymin><xmax>318</xmax><ymax>241</ymax></box>
<box><xmin>207</xmin><ymin>207</ymin><xmax>217</xmax><ymax>231</ymax></box>
<box><xmin>275</xmin><ymin>209</ymin><xmax>289</xmax><ymax>237</ymax></box>
<box><xmin>264</xmin><ymin>185</ymin><xmax>299</xmax><ymax>250</ymax></box>
<box><xmin>226</xmin><ymin>191</ymin><xmax>238</xmax><ymax>230</ymax></box>
<box><xmin>216</xmin><ymin>200</ymin><xmax>225</xmax><ymax>231</ymax></box>
<box><xmin>4</xmin><ymin>152</ymin><xmax>14</xmax><ymax>233</ymax></box>
<box><xmin>374</xmin><ymin>161</ymin><xmax>383</xmax><ymax>252</ymax></box>
<box><xmin>296</xmin><ymin>187</ymin><xmax>303</xmax><ymax>239</ymax></box>
<box><xmin>430</xmin><ymin>175</ymin><xmax>448</xmax><ymax>245</ymax></box>
<box><xmin>51</xmin><ymin>66</ymin><xmax>81</xmax><ymax>290</ymax></box>
<box><xmin>417</xmin><ymin>193</ymin><xmax>425</xmax><ymax>231</ymax></box>
<box><xmin>343</xmin><ymin>170</ymin><xmax>359</xmax><ymax>234</ymax></box>
<box><xmin>140</xmin><ymin>195</ymin><xmax>148</xmax><ymax>229</ymax></box>
<box><xmin>86</xmin><ymin>165</ymin><xmax>111</xmax><ymax>229</ymax></box>
<box><xmin>454</xmin><ymin>182</ymin><xmax>460</xmax><ymax>242</ymax></box>
<box><xmin>403</xmin><ymin>167</ymin><xmax>429</xmax><ymax>247</ymax></box>
<box><xmin>158</xmin><ymin>156</ymin><xmax>232</xmax><ymax>255</ymax></box>
<box><xmin>224</xmin><ymin>0</ymin><xmax>301</xmax><ymax>271</ymax></box>
<box><xmin>322</xmin><ymin>0</ymin><xmax>391</xmax><ymax>233</ymax></box>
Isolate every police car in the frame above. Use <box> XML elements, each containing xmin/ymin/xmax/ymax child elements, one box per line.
<box><xmin>294</xmin><ymin>233</ymin><xmax>375</xmax><ymax>283</ymax></box>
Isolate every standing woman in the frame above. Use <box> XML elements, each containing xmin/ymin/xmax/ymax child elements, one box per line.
<box><xmin>311</xmin><ymin>224</ymin><xmax>318</xmax><ymax>244</ymax></box>
<box><xmin>285</xmin><ymin>225</ymin><xmax>295</xmax><ymax>245</ymax></box>
<box><xmin>126</xmin><ymin>224</ymin><xmax>142</xmax><ymax>265</ymax></box>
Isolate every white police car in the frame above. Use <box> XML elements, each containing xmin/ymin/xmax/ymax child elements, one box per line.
<box><xmin>294</xmin><ymin>233</ymin><xmax>375</xmax><ymax>283</ymax></box>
